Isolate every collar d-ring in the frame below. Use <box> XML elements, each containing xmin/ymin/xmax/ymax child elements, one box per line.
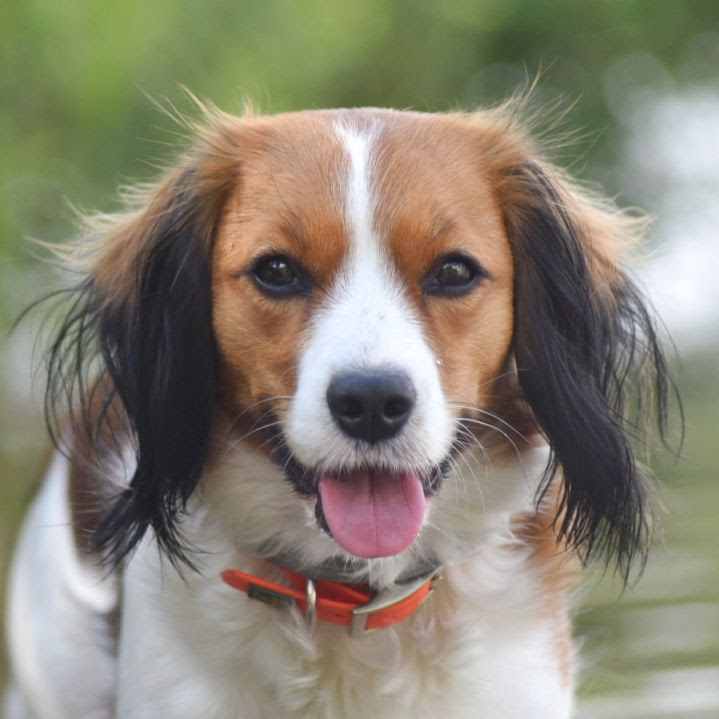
<box><xmin>304</xmin><ymin>578</ymin><xmax>317</xmax><ymax>633</ymax></box>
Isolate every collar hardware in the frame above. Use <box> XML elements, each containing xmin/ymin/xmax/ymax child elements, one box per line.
<box><xmin>246</xmin><ymin>583</ymin><xmax>296</xmax><ymax>610</ymax></box>
<box><xmin>349</xmin><ymin>571</ymin><xmax>442</xmax><ymax>637</ymax></box>
<box><xmin>304</xmin><ymin>577</ymin><xmax>317</xmax><ymax>633</ymax></box>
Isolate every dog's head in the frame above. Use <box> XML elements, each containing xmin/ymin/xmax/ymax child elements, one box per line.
<box><xmin>47</xmin><ymin>106</ymin><xmax>673</xmax><ymax>579</ymax></box>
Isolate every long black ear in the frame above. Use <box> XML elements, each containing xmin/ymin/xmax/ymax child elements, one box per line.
<box><xmin>504</xmin><ymin>161</ymin><xmax>677</xmax><ymax>579</ymax></box>
<box><xmin>45</xmin><ymin>163</ymin><xmax>232</xmax><ymax>569</ymax></box>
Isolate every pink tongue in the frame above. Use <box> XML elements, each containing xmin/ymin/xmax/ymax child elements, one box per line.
<box><xmin>318</xmin><ymin>470</ymin><xmax>426</xmax><ymax>558</ymax></box>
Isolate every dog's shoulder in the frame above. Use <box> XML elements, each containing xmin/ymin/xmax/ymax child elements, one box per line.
<box><xmin>5</xmin><ymin>451</ymin><xmax>120</xmax><ymax>718</ymax></box>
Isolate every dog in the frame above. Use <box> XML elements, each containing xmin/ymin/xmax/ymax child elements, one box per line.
<box><xmin>4</xmin><ymin>103</ymin><xmax>673</xmax><ymax>718</ymax></box>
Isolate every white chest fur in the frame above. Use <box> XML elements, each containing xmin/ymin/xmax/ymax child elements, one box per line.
<box><xmin>116</xmin><ymin>535</ymin><xmax>573</xmax><ymax>719</ymax></box>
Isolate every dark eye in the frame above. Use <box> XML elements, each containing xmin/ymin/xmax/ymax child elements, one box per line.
<box><xmin>423</xmin><ymin>253</ymin><xmax>488</xmax><ymax>297</ymax></box>
<box><xmin>251</xmin><ymin>255</ymin><xmax>310</xmax><ymax>297</ymax></box>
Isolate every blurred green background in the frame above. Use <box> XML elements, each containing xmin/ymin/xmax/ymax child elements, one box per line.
<box><xmin>2</xmin><ymin>1</ymin><xmax>718</xmax><ymax>716</ymax></box>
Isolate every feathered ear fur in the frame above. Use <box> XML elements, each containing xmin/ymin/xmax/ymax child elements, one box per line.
<box><xmin>496</xmin><ymin>155</ymin><xmax>676</xmax><ymax>579</ymax></box>
<box><xmin>44</xmin><ymin>117</ymin><xmax>239</xmax><ymax>569</ymax></box>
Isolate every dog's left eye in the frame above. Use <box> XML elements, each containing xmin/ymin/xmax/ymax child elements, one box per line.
<box><xmin>423</xmin><ymin>254</ymin><xmax>488</xmax><ymax>297</ymax></box>
<box><xmin>251</xmin><ymin>255</ymin><xmax>310</xmax><ymax>297</ymax></box>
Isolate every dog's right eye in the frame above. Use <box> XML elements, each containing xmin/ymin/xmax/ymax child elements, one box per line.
<box><xmin>251</xmin><ymin>255</ymin><xmax>311</xmax><ymax>297</ymax></box>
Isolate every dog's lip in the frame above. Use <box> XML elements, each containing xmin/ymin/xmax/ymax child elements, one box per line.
<box><xmin>283</xmin><ymin>458</ymin><xmax>445</xmax><ymax>499</ymax></box>
<box><xmin>258</xmin><ymin>414</ymin><xmax>454</xmax><ymax>497</ymax></box>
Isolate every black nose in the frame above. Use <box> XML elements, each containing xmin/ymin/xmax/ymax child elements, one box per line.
<box><xmin>326</xmin><ymin>370</ymin><xmax>416</xmax><ymax>443</ymax></box>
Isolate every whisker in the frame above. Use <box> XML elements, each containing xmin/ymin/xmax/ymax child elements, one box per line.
<box><xmin>456</xmin><ymin>415</ymin><xmax>523</xmax><ymax>461</ymax></box>
<box><xmin>449</xmin><ymin>401</ymin><xmax>529</xmax><ymax>442</ymax></box>
<box><xmin>221</xmin><ymin>395</ymin><xmax>292</xmax><ymax>439</ymax></box>
<box><xmin>453</xmin><ymin>427</ymin><xmax>490</xmax><ymax>511</ymax></box>
<box><xmin>221</xmin><ymin>418</ymin><xmax>286</xmax><ymax>458</ymax></box>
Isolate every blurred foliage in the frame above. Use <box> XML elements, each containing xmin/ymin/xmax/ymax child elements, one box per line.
<box><xmin>3</xmin><ymin>0</ymin><xmax>719</xmax><ymax>278</ymax></box>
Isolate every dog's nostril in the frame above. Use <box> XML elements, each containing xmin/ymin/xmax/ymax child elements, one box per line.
<box><xmin>383</xmin><ymin>396</ymin><xmax>412</xmax><ymax>420</ymax></box>
<box><xmin>334</xmin><ymin>396</ymin><xmax>363</xmax><ymax>421</ymax></box>
<box><xmin>327</xmin><ymin>370</ymin><xmax>416</xmax><ymax>443</ymax></box>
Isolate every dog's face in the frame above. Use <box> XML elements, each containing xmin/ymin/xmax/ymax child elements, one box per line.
<box><xmin>51</xmin><ymin>106</ymin><xmax>671</xmax><ymax>578</ymax></box>
<box><xmin>210</xmin><ymin>112</ymin><xmax>516</xmax><ymax>560</ymax></box>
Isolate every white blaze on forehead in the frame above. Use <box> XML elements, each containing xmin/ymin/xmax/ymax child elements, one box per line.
<box><xmin>334</xmin><ymin>123</ymin><xmax>377</xmax><ymax>256</ymax></box>
<box><xmin>331</xmin><ymin>121</ymin><xmax>411</xmax><ymax>365</ymax></box>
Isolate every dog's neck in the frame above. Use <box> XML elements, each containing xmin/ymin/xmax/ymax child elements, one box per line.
<box><xmin>262</xmin><ymin>549</ymin><xmax>443</xmax><ymax>588</ymax></box>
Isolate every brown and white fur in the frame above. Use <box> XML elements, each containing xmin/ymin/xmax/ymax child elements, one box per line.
<box><xmin>4</xmin><ymin>104</ymin><xmax>672</xmax><ymax>718</ymax></box>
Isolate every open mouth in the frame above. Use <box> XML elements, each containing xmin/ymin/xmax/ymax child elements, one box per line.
<box><xmin>250</xmin><ymin>410</ymin><xmax>455</xmax><ymax>558</ymax></box>
<box><xmin>263</xmin><ymin>425</ymin><xmax>448</xmax><ymax>559</ymax></box>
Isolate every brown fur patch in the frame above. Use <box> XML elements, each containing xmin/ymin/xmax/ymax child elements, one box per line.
<box><xmin>211</xmin><ymin>114</ymin><xmax>351</xmax><ymax>430</ymax></box>
<box><xmin>66</xmin><ymin>381</ymin><xmax>129</xmax><ymax>556</ymax></box>
<box><xmin>372</xmin><ymin>114</ymin><xmax>516</xmax><ymax>416</ymax></box>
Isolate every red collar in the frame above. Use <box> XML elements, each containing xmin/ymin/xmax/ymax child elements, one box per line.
<box><xmin>221</xmin><ymin>565</ymin><xmax>441</xmax><ymax>637</ymax></box>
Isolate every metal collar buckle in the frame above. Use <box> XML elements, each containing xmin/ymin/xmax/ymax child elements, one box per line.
<box><xmin>349</xmin><ymin>570</ymin><xmax>441</xmax><ymax>638</ymax></box>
